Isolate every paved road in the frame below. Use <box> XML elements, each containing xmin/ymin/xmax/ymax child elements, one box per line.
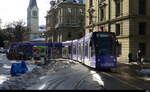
<box><xmin>0</xmin><ymin>55</ymin><xmax>148</xmax><ymax>90</ymax></box>
<box><xmin>27</xmin><ymin>59</ymin><xmax>104</xmax><ymax>90</ymax></box>
<box><xmin>26</xmin><ymin>59</ymin><xmax>145</xmax><ymax>90</ymax></box>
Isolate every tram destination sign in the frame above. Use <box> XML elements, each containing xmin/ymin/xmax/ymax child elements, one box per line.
<box><xmin>96</xmin><ymin>34</ymin><xmax>111</xmax><ymax>38</ymax></box>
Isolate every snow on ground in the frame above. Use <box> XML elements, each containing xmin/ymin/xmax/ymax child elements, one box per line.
<box><xmin>0</xmin><ymin>54</ymin><xmax>41</xmax><ymax>90</ymax></box>
<box><xmin>0</xmin><ymin>55</ymin><xmax>76</xmax><ymax>90</ymax></box>
<box><xmin>0</xmin><ymin>64</ymin><xmax>45</xmax><ymax>90</ymax></box>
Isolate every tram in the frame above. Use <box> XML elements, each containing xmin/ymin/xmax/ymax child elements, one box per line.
<box><xmin>62</xmin><ymin>32</ymin><xmax>118</xmax><ymax>69</ymax></box>
<box><xmin>6</xmin><ymin>42</ymin><xmax>33</xmax><ymax>60</ymax></box>
<box><xmin>6</xmin><ymin>32</ymin><xmax>118</xmax><ymax>69</ymax></box>
<box><xmin>6</xmin><ymin>42</ymin><xmax>63</xmax><ymax>60</ymax></box>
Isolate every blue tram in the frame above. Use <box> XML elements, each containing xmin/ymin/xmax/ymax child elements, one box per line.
<box><xmin>6</xmin><ymin>42</ymin><xmax>33</xmax><ymax>60</ymax></box>
<box><xmin>6</xmin><ymin>32</ymin><xmax>117</xmax><ymax>69</ymax></box>
<box><xmin>6</xmin><ymin>42</ymin><xmax>63</xmax><ymax>60</ymax></box>
<box><xmin>62</xmin><ymin>32</ymin><xmax>118</xmax><ymax>69</ymax></box>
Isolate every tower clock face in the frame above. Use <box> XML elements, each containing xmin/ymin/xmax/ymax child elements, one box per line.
<box><xmin>32</xmin><ymin>10</ymin><xmax>37</xmax><ymax>17</ymax></box>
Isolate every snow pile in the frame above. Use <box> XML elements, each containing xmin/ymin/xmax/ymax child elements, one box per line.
<box><xmin>0</xmin><ymin>66</ymin><xmax>44</xmax><ymax>90</ymax></box>
<box><xmin>0</xmin><ymin>75</ymin><xmax>9</xmax><ymax>84</ymax></box>
<box><xmin>0</xmin><ymin>59</ymin><xmax>77</xmax><ymax>90</ymax></box>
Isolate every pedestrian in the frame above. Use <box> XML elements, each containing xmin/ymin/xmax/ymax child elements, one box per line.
<box><xmin>136</xmin><ymin>50</ymin><xmax>143</xmax><ymax>65</ymax></box>
<box><xmin>128</xmin><ymin>52</ymin><xmax>133</xmax><ymax>63</ymax></box>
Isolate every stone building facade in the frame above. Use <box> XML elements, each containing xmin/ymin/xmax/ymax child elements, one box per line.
<box><xmin>85</xmin><ymin>0</ymin><xmax>150</xmax><ymax>61</ymax></box>
<box><xmin>46</xmin><ymin>0</ymin><xmax>85</xmax><ymax>42</ymax></box>
<box><xmin>0</xmin><ymin>18</ymin><xmax>1</xmax><ymax>29</ymax></box>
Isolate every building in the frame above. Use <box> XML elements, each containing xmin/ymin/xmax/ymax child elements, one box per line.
<box><xmin>27</xmin><ymin>0</ymin><xmax>40</xmax><ymax>41</ymax></box>
<box><xmin>0</xmin><ymin>19</ymin><xmax>2</xmax><ymax>29</ymax></box>
<box><xmin>0</xmin><ymin>18</ymin><xmax>1</xmax><ymax>29</ymax></box>
<box><xmin>46</xmin><ymin>0</ymin><xmax>85</xmax><ymax>42</ymax></box>
<box><xmin>85</xmin><ymin>0</ymin><xmax>150</xmax><ymax>62</ymax></box>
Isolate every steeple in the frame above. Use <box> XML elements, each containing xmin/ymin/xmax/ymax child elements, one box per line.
<box><xmin>28</xmin><ymin>0</ymin><xmax>38</xmax><ymax>9</ymax></box>
<box><xmin>27</xmin><ymin>0</ymin><xmax>39</xmax><ymax>41</ymax></box>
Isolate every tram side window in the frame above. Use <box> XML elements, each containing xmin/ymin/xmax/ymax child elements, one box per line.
<box><xmin>69</xmin><ymin>46</ymin><xmax>72</xmax><ymax>54</ymax></box>
<box><xmin>79</xmin><ymin>45</ymin><xmax>82</xmax><ymax>56</ymax></box>
<box><xmin>85</xmin><ymin>43</ymin><xmax>88</xmax><ymax>57</ymax></box>
<box><xmin>73</xmin><ymin>46</ymin><xmax>76</xmax><ymax>55</ymax></box>
<box><xmin>81</xmin><ymin>45</ymin><xmax>84</xmax><ymax>57</ymax></box>
<box><xmin>90</xmin><ymin>41</ymin><xmax>95</xmax><ymax>57</ymax></box>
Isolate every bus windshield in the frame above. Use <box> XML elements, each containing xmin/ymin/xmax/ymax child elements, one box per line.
<box><xmin>94</xmin><ymin>33</ymin><xmax>115</xmax><ymax>56</ymax></box>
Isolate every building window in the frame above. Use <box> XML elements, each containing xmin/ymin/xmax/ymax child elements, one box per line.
<box><xmin>139</xmin><ymin>22</ymin><xmax>146</xmax><ymax>35</ymax></box>
<box><xmin>89</xmin><ymin>29</ymin><xmax>93</xmax><ymax>33</ymax></box>
<box><xmin>139</xmin><ymin>0</ymin><xmax>146</xmax><ymax>15</ymax></box>
<box><xmin>89</xmin><ymin>0</ymin><xmax>93</xmax><ymax>8</ymax></box>
<box><xmin>32</xmin><ymin>11</ymin><xmax>37</xmax><ymax>17</ymax></box>
<box><xmin>115</xmin><ymin>0</ymin><xmax>122</xmax><ymax>17</ymax></box>
<box><xmin>89</xmin><ymin>13</ymin><xmax>93</xmax><ymax>24</ymax></box>
<box><xmin>139</xmin><ymin>43</ymin><xmax>146</xmax><ymax>55</ymax></box>
<box><xmin>117</xmin><ymin>43</ymin><xmax>122</xmax><ymax>56</ymax></box>
<box><xmin>68</xmin><ymin>32</ymin><xmax>71</xmax><ymax>39</ymax></box>
<box><xmin>116</xmin><ymin>24</ymin><xmax>120</xmax><ymax>36</ymax></box>
<box><xmin>100</xmin><ymin>8</ymin><xmax>105</xmax><ymax>21</ymax></box>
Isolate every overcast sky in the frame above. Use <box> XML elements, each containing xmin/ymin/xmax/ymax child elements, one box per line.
<box><xmin>0</xmin><ymin>0</ymin><xmax>51</xmax><ymax>27</ymax></box>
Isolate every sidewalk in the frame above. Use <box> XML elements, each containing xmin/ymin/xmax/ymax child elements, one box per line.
<box><xmin>117</xmin><ymin>61</ymin><xmax>150</xmax><ymax>81</ymax></box>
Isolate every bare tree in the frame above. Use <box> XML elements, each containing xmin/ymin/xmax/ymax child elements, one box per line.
<box><xmin>2</xmin><ymin>20</ymin><xmax>31</xmax><ymax>42</ymax></box>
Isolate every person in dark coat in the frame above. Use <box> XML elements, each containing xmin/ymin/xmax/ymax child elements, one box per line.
<box><xmin>128</xmin><ymin>52</ymin><xmax>133</xmax><ymax>63</ymax></box>
<box><xmin>136</xmin><ymin>50</ymin><xmax>143</xmax><ymax>64</ymax></box>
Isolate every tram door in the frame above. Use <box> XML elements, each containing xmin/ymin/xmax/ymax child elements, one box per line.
<box><xmin>89</xmin><ymin>40</ymin><xmax>96</xmax><ymax>68</ymax></box>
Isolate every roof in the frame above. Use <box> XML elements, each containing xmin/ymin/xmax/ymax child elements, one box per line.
<box><xmin>28</xmin><ymin>0</ymin><xmax>38</xmax><ymax>9</ymax></box>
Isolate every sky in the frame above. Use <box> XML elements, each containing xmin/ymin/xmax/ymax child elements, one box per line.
<box><xmin>0</xmin><ymin>0</ymin><xmax>51</xmax><ymax>27</ymax></box>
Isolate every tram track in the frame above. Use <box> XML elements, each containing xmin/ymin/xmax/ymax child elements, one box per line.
<box><xmin>100</xmin><ymin>71</ymin><xmax>143</xmax><ymax>90</ymax></box>
<box><xmin>28</xmin><ymin>59</ymin><xmax>145</xmax><ymax>90</ymax></box>
<box><xmin>74</xmin><ymin>72</ymin><xmax>104</xmax><ymax>89</ymax></box>
<box><xmin>38</xmin><ymin>67</ymin><xmax>104</xmax><ymax>90</ymax></box>
<box><xmin>75</xmin><ymin>61</ymin><xmax>145</xmax><ymax>90</ymax></box>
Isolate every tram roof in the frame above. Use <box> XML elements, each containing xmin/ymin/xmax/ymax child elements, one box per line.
<box><xmin>10</xmin><ymin>42</ymin><xmax>62</xmax><ymax>47</ymax></box>
<box><xmin>62</xmin><ymin>41</ymin><xmax>72</xmax><ymax>46</ymax></box>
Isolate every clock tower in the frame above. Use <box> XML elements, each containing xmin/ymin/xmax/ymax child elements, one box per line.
<box><xmin>27</xmin><ymin>0</ymin><xmax>39</xmax><ymax>40</ymax></box>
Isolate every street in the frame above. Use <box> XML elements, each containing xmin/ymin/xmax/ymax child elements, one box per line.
<box><xmin>0</xmin><ymin>54</ymin><xmax>149</xmax><ymax>90</ymax></box>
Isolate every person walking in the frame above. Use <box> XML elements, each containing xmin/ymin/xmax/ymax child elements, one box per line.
<box><xmin>136</xmin><ymin>50</ymin><xmax>143</xmax><ymax>64</ymax></box>
<box><xmin>128</xmin><ymin>52</ymin><xmax>133</xmax><ymax>63</ymax></box>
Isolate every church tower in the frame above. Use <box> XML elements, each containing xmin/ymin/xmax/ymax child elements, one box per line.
<box><xmin>27</xmin><ymin>0</ymin><xmax>39</xmax><ymax>40</ymax></box>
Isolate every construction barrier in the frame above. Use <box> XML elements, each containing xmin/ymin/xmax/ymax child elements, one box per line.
<box><xmin>10</xmin><ymin>61</ymin><xmax>28</xmax><ymax>76</ymax></box>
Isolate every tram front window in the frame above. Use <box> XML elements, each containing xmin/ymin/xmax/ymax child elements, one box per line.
<box><xmin>96</xmin><ymin>37</ymin><xmax>114</xmax><ymax>56</ymax></box>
